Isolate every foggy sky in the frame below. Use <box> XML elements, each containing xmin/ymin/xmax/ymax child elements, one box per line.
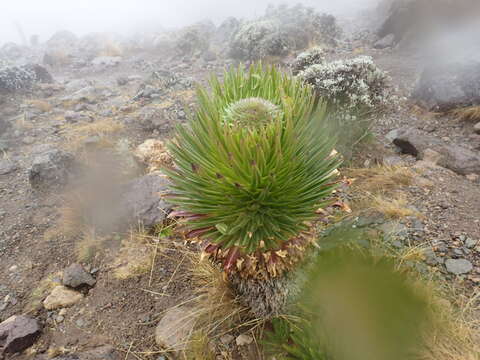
<box><xmin>0</xmin><ymin>0</ymin><xmax>377</xmax><ymax>45</ymax></box>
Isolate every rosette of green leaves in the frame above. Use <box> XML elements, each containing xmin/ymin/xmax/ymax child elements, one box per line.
<box><xmin>166</xmin><ymin>64</ymin><xmax>340</xmax><ymax>256</ymax></box>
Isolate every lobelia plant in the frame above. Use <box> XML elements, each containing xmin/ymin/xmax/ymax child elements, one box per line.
<box><xmin>166</xmin><ymin>64</ymin><xmax>340</xmax><ymax>317</ymax></box>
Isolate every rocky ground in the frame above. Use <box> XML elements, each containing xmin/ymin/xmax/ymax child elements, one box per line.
<box><xmin>1</xmin><ymin>4</ymin><xmax>480</xmax><ymax>360</ymax></box>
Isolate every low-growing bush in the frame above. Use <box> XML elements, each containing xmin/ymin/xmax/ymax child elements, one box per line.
<box><xmin>291</xmin><ymin>46</ymin><xmax>326</xmax><ymax>75</ymax></box>
<box><xmin>298</xmin><ymin>56</ymin><xmax>393</xmax><ymax>115</ymax></box>
<box><xmin>0</xmin><ymin>64</ymin><xmax>37</xmax><ymax>92</ymax></box>
<box><xmin>176</xmin><ymin>21</ymin><xmax>215</xmax><ymax>56</ymax></box>
<box><xmin>229</xmin><ymin>20</ymin><xmax>285</xmax><ymax>60</ymax></box>
<box><xmin>229</xmin><ymin>4</ymin><xmax>341</xmax><ymax>61</ymax></box>
<box><xmin>298</xmin><ymin>56</ymin><xmax>395</xmax><ymax>159</ymax></box>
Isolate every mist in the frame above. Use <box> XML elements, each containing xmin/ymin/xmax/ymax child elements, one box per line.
<box><xmin>0</xmin><ymin>0</ymin><xmax>378</xmax><ymax>45</ymax></box>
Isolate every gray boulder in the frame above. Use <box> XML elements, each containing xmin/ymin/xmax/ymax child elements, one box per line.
<box><xmin>0</xmin><ymin>315</ymin><xmax>41</xmax><ymax>355</ymax></box>
<box><xmin>121</xmin><ymin>173</ymin><xmax>172</xmax><ymax>228</ymax></box>
<box><xmin>374</xmin><ymin>34</ymin><xmax>395</xmax><ymax>49</ymax></box>
<box><xmin>412</xmin><ymin>60</ymin><xmax>480</xmax><ymax>111</ymax></box>
<box><xmin>62</xmin><ymin>263</ymin><xmax>96</xmax><ymax>289</ymax></box>
<box><xmin>389</xmin><ymin>127</ymin><xmax>480</xmax><ymax>175</ymax></box>
<box><xmin>28</xmin><ymin>148</ymin><xmax>77</xmax><ymax>191</ymax></box>
<box><xmin>445</xmin><ymin>258</ymin><xmax>473</xmax><ymax>275</ymax></box>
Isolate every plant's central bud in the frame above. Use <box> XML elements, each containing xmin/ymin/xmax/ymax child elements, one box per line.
<box><xmin>223</xmin><ymin>97</ymin><xmax>283</xmax><ymax>129</ymax></box>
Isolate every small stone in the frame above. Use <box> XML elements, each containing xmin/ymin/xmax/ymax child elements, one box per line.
<box><xmin>155</xmin><ymin>306</ymin><xmax>196</xmax><ymax>351</ymax></box>
<box><xmin>55</xmin><ymin>315</ymin><xmax>64</xmax><ymax>323</ymax></box>
<box><xmin>474</xmin><ymin>122</ymin><xmax>480</xmax><ymax>134</ymax></box>
<box><xmin>236</xmin><ymin>334</ymin><xmax>253</xmax><ymax>346</ymax></box>
<box><xmin>422</xmin><ymin>148</ymin><xmax>442</xmax><ymax>165</ymax></box>
<box><xmin>43</xmin><ymin>286</ymin><xmax>83</xmax><ymax>310</ymax></box>
<box><xmin>392</xmin><ymin>240</ymin><xmax>403</xmax><ymax>248</ymax></box>
<box><xmin>445</xmin><ymin>259</ymin><xmax>473</xmax><ymax>275</ymax></box>
<box><xmin>62</xmin><ymin>263</ymin><xmax>96</xmax><ymax>288</ymax></box>
<box><xmin>465</xmin><ymin>238</ymin><xmax>477</xmax><ymax>249</ymax></box>
<box><xmin>0</xmin><ymin>159</ymin><xmax>17</xmax><ymax>175</ymax></box>
<box><xmin>220</xmin><ymin>334</ymin><xmax>234</xmax><ymax>345</ymax></box>
<box><xmin>28</xmin><ymin>148</ymin><xmax>76</xmax><ymax>191</ymax></box>
<box><xmin>23</xmin><ymin>136</ymin><xmax>35</xmax><ymax>145</ymax></box>
<box><xmin>0</xmin><ymin>315</ymin><xmax>41</xmax><ymax>355</ymax></box>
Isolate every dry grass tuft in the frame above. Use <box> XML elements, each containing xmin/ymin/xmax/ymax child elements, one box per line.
<box><xmin>452</xmin><ymin>106</ymin><xmax>480</xmax><ymax>123</ymax></box>
<box><xmin>76</xmin><ymin>227</ymin><xmax>108</xmax><ymax>262</ymax></box>
<box><xmin>190</xmin><ymin>256</ymin><xmax>245</xmax><ymax>330</ymax></box>
<box><xmin>346</xmin><ymin>165</ymin><xmax>418</xmax><ymax>219</ymax></box>
<box><xmin>26</xmin><ymin>99</ymin><xmax>53</xmax><ymax>113</ymax></box>
<box><xmin>62</xmin><ymin>118</ymin><xmax>124</xmax><ymax>152</ymax></box>
<box><xmin>58</xmin><ymin>190</ymin><xmax>93</xmax><ymax>238</ymax></box>
<box><xmin>98</xmin><ymin>42</ymin><xmax>124</xmax><ymax>57</ymax></box>
<box><xmin>113</xmin><ymin>228</ymin><xmax>159</xmax><ymax>280</ymax></box>
<box><xmin>347</xmin><ymin>165</ymin><xmax>415</xmax><ymax>193</ymax></box>
<box><xmin>411</xmin><ymin>104</ymin><xmax>442</xmax><ymax>120</ymax></box>
<box><xmin>185</xmin><ymin>331</ymin><xmax>216</xmax><ymax>360</ymax></box>
<box><xmin>371</xmin><ymin>193</ymin><xmax>418</xmax><ymax>219</ymax></box>
<box><xmin>415</xmin><ymin>278</ymin><xmax>480</xmax><ymax>360</ymax></box>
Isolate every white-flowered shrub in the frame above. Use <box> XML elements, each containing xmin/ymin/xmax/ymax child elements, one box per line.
<box><xmin>0</xmin><ymin>64</ymin><xmax>37</xmax><ymax>92</ymax></box>
<box><xmin>265</xmin><ymin>3</ymin><xmax>341</xmax><ymax>48</ymax></box>
<box><xmin>229</xmin><ymin>20</ymin><xmax>285</xmax><ymax>60</ymax></box>
<box><xmin>229</xmin><ymin>4</ymin><xmax>342</xmax><ymax>61</ymax></box>
<box><xmin>175</xmin><ymin>20</ymin><xmax>216</xmax><ymax>56</ymax></box>
<box><xmin>298</xmin><ymin>56</ymin><xmax>394</xmax><ymax>116</ymax></box>
<box><xmin>291</xmin><ymin>46</ymin><xmax>326</xmax><ymax>75</ymax></box>
<box><xmin>298</xmin><ymin>56</ymin><xmax>396</xmax><ymax>158</ymax></box>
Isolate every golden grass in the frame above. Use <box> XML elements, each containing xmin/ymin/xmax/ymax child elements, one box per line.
<box><xmin>113</xmin><ymin>228</ymin><xmax>158</xmax><ymax>280</ymax></box>
<box><xmin>411</xmin><ymin>104</ymin><xmax>442</xmax><ymax>120</ymax></box>
<box><xmin>452</xmin><ymin>106</ymin><xmax>480</xmax><ymax>123</ymax></box>
<box><xmin>347</xmin><ymin>165</ymin><xmax>415</xmax><ymax>193</ymax></box>
<box><xmin>191</xmin><ymin>256</ymin><xmax>245</xmax><ymax>330</ymax></box>
<box><xmin>61</xmin><ymin>99</ymin><xmax>82</xmax><ymax>109</ymax></box>
<box><xmin>26</xmin><ymin>99</ymin><xmax>53</xmax><ymax>113</ymax></box>
<box><xmin>76</xmin><ymin>227</ymin><xmax>107</xmax><ymax>262</ymax></box>
<box><xmin>61</xmin><ymin>118</ymin><xmax>124</xmax><ymax>152</ymax></box>
<box><xmin>371</xmin><ymin>193</ymin><xmax>418</xmax><ymax>219</ymax></box>
<box><xmin>418</xmin><ymin>284</ymin><xmax>480</xmax><ymax>360</ymax></box>
<box><xmin>345</xmin><ymin>165</ymin><xmax>418</xmax><ymax>219</ymax></box>
<box><xmin>58</xmin><ymin>190</ymin><xmax>93</xmax><ymax>238</ymax></box>
<box><xmin>98</xmin><ymin>42</ymin><xmax>124</xmax><ymax>57</ymax></box>
<box><xmin>24</xmin><ymin>272</ymin><xmax>62</xmax><ymax>313</ymax></box>
<box><xmin>185</xmin><ymin>331</ymin><xmax>216</xmax><ymax>360</ymax></box>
